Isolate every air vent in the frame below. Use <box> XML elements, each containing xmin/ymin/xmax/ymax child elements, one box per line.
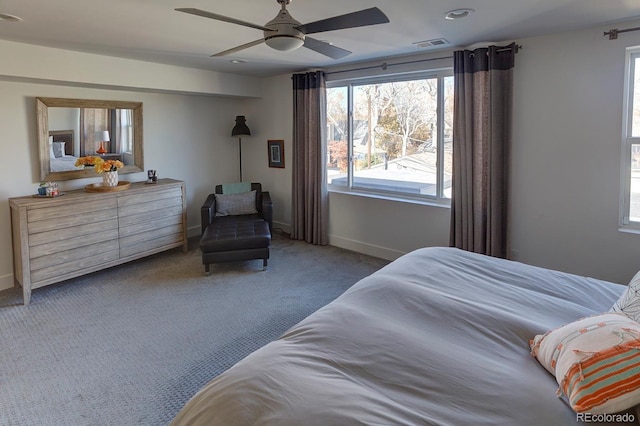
<box><xmin>412</xmin><ymin>38</ymin><xmax>449</xmax><ymax>48</ymax></box>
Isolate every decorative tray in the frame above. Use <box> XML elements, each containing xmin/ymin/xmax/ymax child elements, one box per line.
<box><xmin>85</xmin><ymin>181</ymin><xmax>131</xmax><ymax>193</ymax></box>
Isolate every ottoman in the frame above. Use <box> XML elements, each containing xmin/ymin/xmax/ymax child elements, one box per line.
<box><xmin>200</xmin><ymin>220</ymin><xmax>271</xmax><ymax>275</ymax></box>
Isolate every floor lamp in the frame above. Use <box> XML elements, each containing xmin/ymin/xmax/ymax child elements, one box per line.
<box><xmin>231</xmin><ymin>116</ymin><xmax>251</xmax><ymax>182</ymax></box>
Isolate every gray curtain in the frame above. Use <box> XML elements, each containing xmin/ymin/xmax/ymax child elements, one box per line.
<box><xmin>291</xmin><ymin>71</ymin><xmax>328</xmax><ymax>245</ymax></box>
<box><xmin>449</xmin><ymin>43</ymin><xmax>517</xmax><ymax>258</ymax></box>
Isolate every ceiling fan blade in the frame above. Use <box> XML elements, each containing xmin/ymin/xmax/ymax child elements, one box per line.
<box><xmin>175</xmin><ymin>8</ymin><xmax>274</xmax><ymax>32</ymax></box>
<box><xmin>210</xmin><ymin>39</ymin><xmax>265</xmax><ymax>57</ymax></box>
<box><xmin>303</xmin><ymin>37</ymin><xmax>351</xmax><ymax>59</ymax></box>
<box><xmin>296</xmin><ymin>7</ymin><xmax>389</xmax><ymax>35</ymax></box>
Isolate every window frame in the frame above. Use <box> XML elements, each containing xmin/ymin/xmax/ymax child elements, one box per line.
<box><xmin>620</xmin><ymin>48</ymin><xmax>640</xmax><ymax>231</ymax></box>
<box><xmin>326</xmin><ymin>69</ymin><xmax>453</xmax><ymax>206</ymax></box>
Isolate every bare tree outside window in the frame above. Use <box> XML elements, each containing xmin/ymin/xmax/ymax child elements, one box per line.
<box><xmin>327</xmin><ymin>73</ymin><xmax>453</xmax><ymax>200</ymax></box>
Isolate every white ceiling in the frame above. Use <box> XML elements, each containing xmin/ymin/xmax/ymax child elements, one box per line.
<box><xmin>0</xmin><ymin>0</ymin><xmax>639</xmax><ymax>77</ymax></box>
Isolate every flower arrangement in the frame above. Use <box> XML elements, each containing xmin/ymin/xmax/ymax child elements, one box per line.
<box><xmin>94</xmin><ymin>158</ymin><xmax>124</xmax><ymax>174</ymax></box>
<box><xmin>74</xmin><ymin>156</ymin><xmax>99</xmax><ymax>167</ymax></box>
<box><xmin>74</xmin><ymin>156</ymin><xmax>124</xmax><ymax>173</ymax></box>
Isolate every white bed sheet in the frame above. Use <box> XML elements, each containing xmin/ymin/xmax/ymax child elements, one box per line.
<box><xmin>50</xmin><ymin>155</ymin><xmax>82</xmax><ymax>172</ymax></box>
<box><xmin>172</xmin><ymin>247</ymin><xmax>629</xmax><ymax>426</ymax></box>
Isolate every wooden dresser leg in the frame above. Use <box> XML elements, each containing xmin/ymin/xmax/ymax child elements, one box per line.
<box><xmin>23</xmin><ymin>286</ymin><xmax>31</xmax><ymax>306</ymax></box>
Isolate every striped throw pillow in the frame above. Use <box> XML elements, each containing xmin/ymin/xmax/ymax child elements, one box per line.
<box><xmin>530</xmin><ymin>313</ymin><xmax>640</xmax><ymax>414</ymax></box>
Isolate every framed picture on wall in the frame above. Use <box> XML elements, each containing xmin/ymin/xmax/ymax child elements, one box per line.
<box><xmin>268</xmin><ymin>140</ymin><xmax>285</xmax><ymax>168</ymax></box>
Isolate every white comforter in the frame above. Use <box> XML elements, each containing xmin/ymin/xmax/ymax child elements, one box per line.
<box><xmin>172</xmin><ymin>247</ymin><xmax>627</xmax><ymax>425</ymax></box>
<box><xmin>50</xmin><ymin>155</ymin><xmax>82</xmax><ymax>172</ymax></box>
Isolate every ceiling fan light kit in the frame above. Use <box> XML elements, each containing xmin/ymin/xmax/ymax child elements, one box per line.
<box><xmin>265</xmin><ymin>35</ymin><xmax>304</xmax><ymax>51</ymax></box>
<box><xmin>176</xmin><ymin>0</ymin><xmax>389</xmax><ymax>59</ymax></box>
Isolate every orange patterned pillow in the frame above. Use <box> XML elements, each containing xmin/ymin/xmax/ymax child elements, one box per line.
<box><xmin>531</xmin><ymin>313</ymin><xmax>640</xmax><ymax>414</ymax></box>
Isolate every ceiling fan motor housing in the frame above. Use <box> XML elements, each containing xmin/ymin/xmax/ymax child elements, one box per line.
<box><xmin>264</xmin><ymin>8</ymin><xmax>305</xmax><ymax>51</ymax></box>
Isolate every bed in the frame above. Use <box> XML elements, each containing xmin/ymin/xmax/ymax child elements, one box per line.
<box><xmin>49</xmin><ymin>130</ymin><xmax>83</xmax><ymax>172</ymax></box>
<box><xmin>171</xmin><ymin>247</ymin><xmax>638</xmax><ymax>425</ymax></box>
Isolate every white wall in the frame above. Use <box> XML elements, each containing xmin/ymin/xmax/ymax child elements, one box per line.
<box><xmin>510</xmin><ymin>19</ymin><xmax>640</xmax><ymax>284</ymax></box>
<box><xmin>243</xmin><ymin>74</ymin><xmax>294</xmax><ymax>233</ymax></box>
<box><xmin>0</xmin><ymin>39</ymin><xmax>261</xmax><ymax>97</ymax></box>
<box><xmin>328</xmin><ymin>193</ymin><xmax>450</xmax><ymax>260</ymax></box>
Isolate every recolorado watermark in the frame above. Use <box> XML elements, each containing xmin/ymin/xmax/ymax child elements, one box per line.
<box><xmin>576</xmin><ymin>412</ymin><xmax>636</xmax><ymax>423</ymax></box>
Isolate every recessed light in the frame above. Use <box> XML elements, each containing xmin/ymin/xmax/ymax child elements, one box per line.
<box><xmin>0</xmin><ymin>13</ymin><xmax>23</xmax><ymax>22</ymax></box>
<box><xmin>444</xmin><ymin>9</ymin><xmax>474</xmax><ymax>20</ymax></box>
<box><xmin>230</xmin><ymin>59</ymin><xmax>247</xmax><ymax>64</ymax></box>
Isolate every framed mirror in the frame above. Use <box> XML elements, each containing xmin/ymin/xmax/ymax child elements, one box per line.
<box><xmin>36</xmin><ymin>97</ymin><xmax>144</xmax><ymax>181</ymax></box>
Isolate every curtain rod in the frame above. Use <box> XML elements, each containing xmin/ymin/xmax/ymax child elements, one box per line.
<box><xmin>326</xmin><ymin>55</ymin><xmax>452</xmax><ymax>75</ymax></box>
<box><xmin>604</xmin><ymin>26</ymin><xmax>640</xmax><ymax>40</ymax></box>
<box><xmin>325</xmin><ymin>44</ymin><xmax>522</xmax><ymax>76</ymax></box>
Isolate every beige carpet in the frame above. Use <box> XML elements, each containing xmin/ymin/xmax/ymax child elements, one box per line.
<box><xmin>0</xmin><ymin>233</ymin><xmax>388</xmax><ymax>425</ymax></box>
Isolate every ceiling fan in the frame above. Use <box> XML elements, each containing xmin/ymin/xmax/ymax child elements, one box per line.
<box><xmin>175</xmin><ymin>0</ymin><xmax>389</xmax><ymax>59</ymax></box>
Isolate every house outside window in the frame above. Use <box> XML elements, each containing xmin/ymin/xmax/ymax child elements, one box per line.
<box><xmin>326</xmin><ymin>70</ymin><xmax>453</xmax><ymax>204</ymax></box>
<box><xmin>621</xmin><ymin>48</ymin><xmax>640</xmax><ymax>229</ymax></box>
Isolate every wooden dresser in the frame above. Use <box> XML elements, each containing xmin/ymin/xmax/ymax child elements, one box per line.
<box><xmin>9</xmin><ymin>178</ymin><xmax>187</xmax><ymax>305</ymax></box>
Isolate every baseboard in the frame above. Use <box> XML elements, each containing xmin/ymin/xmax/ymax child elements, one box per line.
<box><xmin>272</xmin><ymin>221</ymin><xmax>291</xmax><ymax>235</ymax></box>
<box><xmin>187</xmin><ymin>225</ymin><xmax>201</xmax><ymax>238</ymax></box>
<box><xmin>328</xmin><ymin>235</ymin><xmax>405</xmax><ymax>261</ymax></box>
<box><xmin>0</xmin><ymin>273</ymin><xmax>14</xmax><ymax>292</ymax></box>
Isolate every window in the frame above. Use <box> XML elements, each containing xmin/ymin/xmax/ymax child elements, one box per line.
<box><xmin>326</xmin><ymin>71</ymin><xmax>453</xmax><ymax>203</ymax></box>
<box><xmin>621</xmin><ymin>48</ymin><xmax>640</xmax><ymax>228</ymax></box>
<box><xmin>118</xmin><ymin>109</ymin><xmax>134</xmax><ymax>153</ymax></box>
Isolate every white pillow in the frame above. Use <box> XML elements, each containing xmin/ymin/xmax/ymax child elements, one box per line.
<box><xmin>214</xmin><ymin>190</ymin><xmax>257</xmax><ymax>216</ymax></box>
<box><xmin>611</xmin><ymin>270</ymin><xmax>640</xmax><ymax>322</ymax></box>
<box><xmin>531</xmin><ymin>312</ymin><xmax>640</xmax><ymax>414</ymax></box>
<box><xmin>52</xmin><ymin>141</ymin><xmax>65</xmax><ymax>158</ymax></box>
<box><xmin>49</xmin><ymin>143</ymin><xmax>56</xmax><ymax>159</ymax></box>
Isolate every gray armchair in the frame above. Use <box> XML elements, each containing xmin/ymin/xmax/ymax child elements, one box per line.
<box><xmin>200</xmin><ymin>182</ymin><xmax>273</xmax><ymax>235</ymax></box>
<box><xmin>199</xmin><ymin>182</ymin><xmax>273</xmax><ymax>274</ymax></box>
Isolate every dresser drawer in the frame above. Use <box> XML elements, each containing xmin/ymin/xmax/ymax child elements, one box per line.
<box><xmin>27</xmin><ymin>202</ymin><xmax>117</xmax><ymax>234</ymax></box>
<box><xmin>29</xmin><ymin>217</ymin><xmax>118</xmax><ymax>248</ymax></box>
<box><xmin>119</xmin><ymin>230</ymin><xmax>184</xmax><ymax>258</ymax></box>
<box><xmin>30</xmin><ymin>240</ymin><xmax>120</xmax><ymax>286</ymax></box>
<box><xmin>118</xmin><ymin>213</ymin><xmax>183</xmax><ymax>238</ymax></box>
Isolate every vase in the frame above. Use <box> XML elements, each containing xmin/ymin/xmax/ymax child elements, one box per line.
<box><xmin>103</xmin><ymin>171</ymin><xmax>118</xmax><ymax>187</ymax></box>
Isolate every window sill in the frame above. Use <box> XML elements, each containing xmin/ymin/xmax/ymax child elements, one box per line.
<box><xmin>619</xmin><ymin>225</ymin><xmax>640</xmax><ymax>235</ymax></box>
<box><xmin>328</xmin><ymin>186</ymin><xmax>451</xmax><ymax>209</ymax></box>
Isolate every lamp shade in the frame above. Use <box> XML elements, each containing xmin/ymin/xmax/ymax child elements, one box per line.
<box><xmin>100</xmin><ymin>130</ymin><xmax>110</xmax><ymax>142</ymax></box>
<box><xmin>231</xmin><ymin>116</ymin><xmax>251</xmax><ymax>136</ymax></box>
